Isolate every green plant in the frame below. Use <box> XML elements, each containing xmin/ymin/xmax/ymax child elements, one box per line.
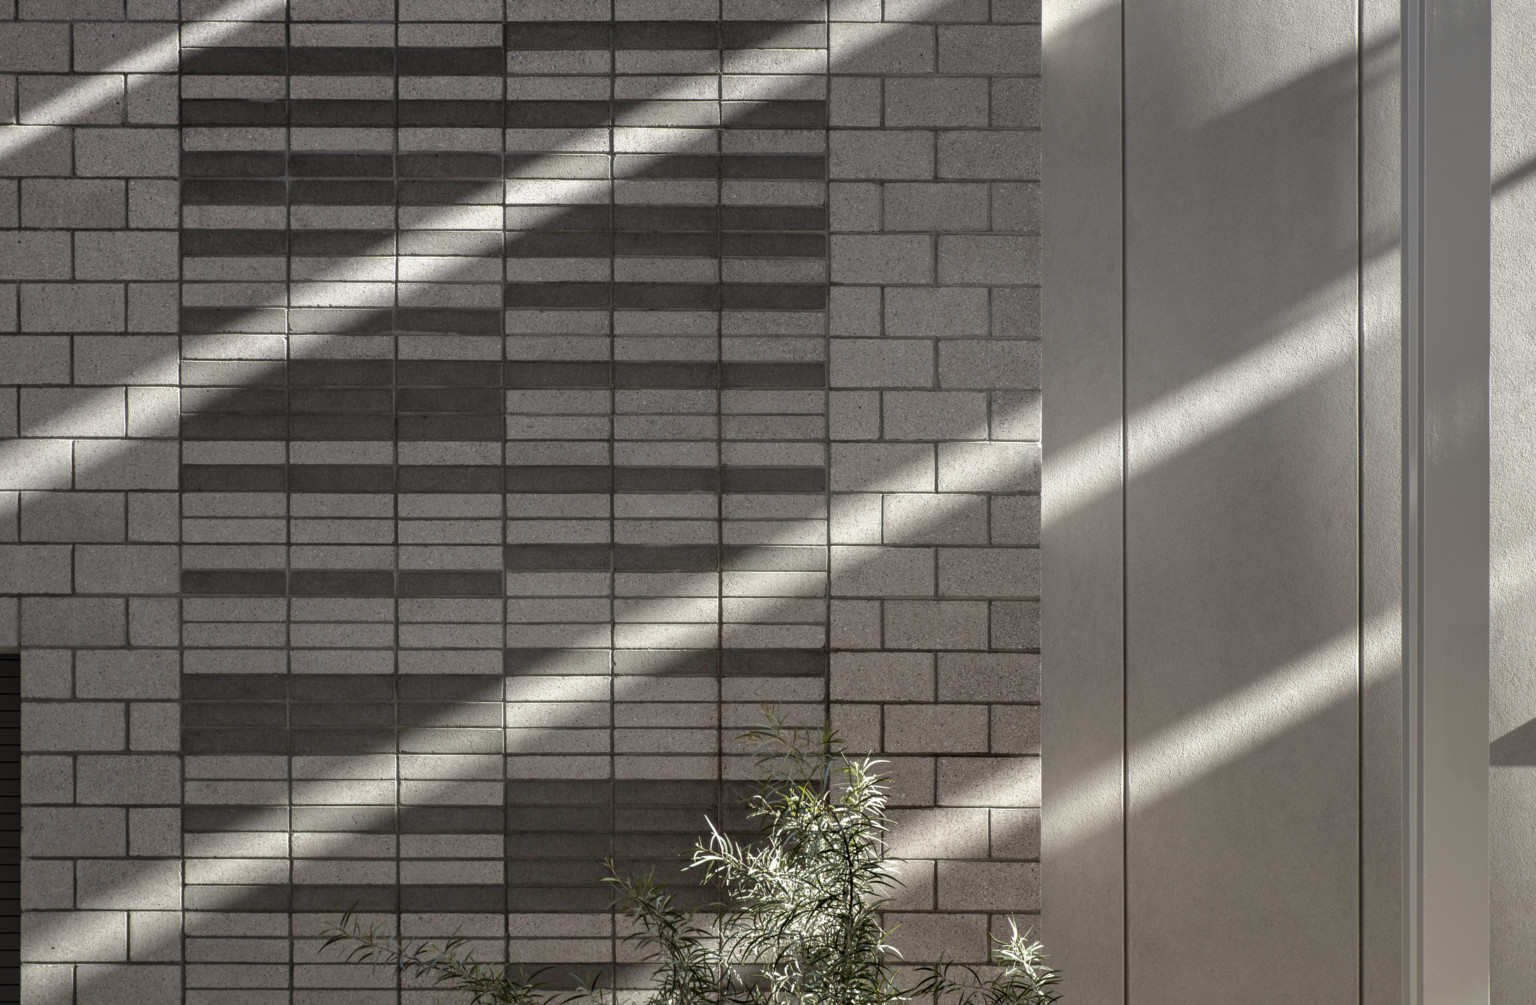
<box><xmin>321</xmin><ymin>707</ymin><xmax>1061</xmax><ymax>1005</ymax></box>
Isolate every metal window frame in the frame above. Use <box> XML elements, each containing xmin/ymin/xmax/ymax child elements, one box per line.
<box><xmin>1401</xmin><ymin>1</ymin><xmax>1491</xmax><ymax>1002</ymax></box>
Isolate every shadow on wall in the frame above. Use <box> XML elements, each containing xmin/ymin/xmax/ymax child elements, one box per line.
<box><xmin>10</xmin><ymin>0</ymin><xmax>1045</xmax><ymax>996</ymax></box>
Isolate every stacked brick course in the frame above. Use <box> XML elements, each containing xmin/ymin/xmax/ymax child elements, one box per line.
<box><xmin>0</xmin><ymin>0</ymin><xmax>1038</xmax><ymax>1000</ymax></box>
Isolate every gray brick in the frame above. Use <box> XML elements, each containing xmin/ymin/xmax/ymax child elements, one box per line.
<box><xmin>20</xmin><ymin>283</ymin><xmax>125</xmax><ymax>334</ymax></box>
<box><xmin>990</xmin><ymin>494</ymin><xmax>1040</xmax><ymax>546</ymax></box>
<box><xmin>993</xmin><ymin>0</ymin><xmax>1043</xmax><ymax>22</ymax></box>
<box><xmin>831</xmin><ymin>493</ymin><xmax>882</xmax><ymax>544</ymax></box>
<box><xmin>21</xmin><ymin>650</ymin><xmax>70</xmax><ymax>700</ymax></box>
<box><xmin>886</xmin><ymin>703</ymin><xmax>988</xmax><ymax>752</ymax></box>
<box><xmin>21</xmin><ymin>755</ymin><xmax>73</xmax><ymax>804</ymax></box>
<box><xmin>831</xmin><ymin>544</ymin><xmax>934</xmax><ymax>597</ymax></box>
<box><xmin>77</xmin><ymin>964</ymin><xmax>181</xmax><ymax>1004</ymax></box>
<box><xmin>993</xmin><ymin>286</ymin><xmax>1041</xmax><ymax>338</ymax></box>
<box><xmin>18</xmin><ymin>73</ymin><xmax>123</xmax><ymax>126</ymax></box>
<box><xmin>129</xmin><ymin>808</ymin><xmax>180</xmax><ymax>860</ymax></box>
<box><xmin>830</xmin><ymin>22</ymin><xmax>934</xmax><ymax>73</ymax></box>
<box><xmin>938</xmin><ymin>755</ymin><xmax>1040</xmax><ymax>806</ymax></box>
<box><xmin>0</xmin><ymin>335</ymin><xmax>70</xmax><ymax>384</ymax></box>
<box><xmin>75</xmin><ymin>649</ymin><xmax>177</xmax><ymax>700</ymax></box>
<box><xmin>21</xmin><ymin>808</ymin><xmax>126</xmax><ymax>859</ymax></box>
<box><xmin>831</xmin><ymin>181</ymin><xmax>882</xmax><ymax>231</ymax></box>
<box><xmin>76</xmin><ymin>755</ymin><xmax>180</xmax><ymax>805</ymax></box>
<box><xmin>0</xmin><ymin>545</ymin><xmax>71</xmax><ymax>594</ymax></box>
<box><xmin>885</xmin><ymin>287</ymin><xmax>989</xmax><ymax>337</ymax></box>
<box><xmin>883</xmin><ymin>912</ymin><xmax>989</xmax><ymax>963</ymax></box>
<box><xmin>938</xmin><ymin>652</ymin><xmax>1040</xmax><ymax>702</ymax></box>
<box><xmin>0</xmin><ymin>23</ymin><xmax>68</xmax><ymax>72</ymax></box>
<box><xmin>21</xmin><ymin>388</ymin><xmax>125</xmax><ymax>438</ymax></box>
<box><xmin>990</xmin><ymin>599</ymin><xmax>1039</xmax><ymax>650</ymax></box>
<box><xmin>21</xmin><ymin>596</ymin><xmax>126</xmax><ymax>647</ymax></box>
<box><xmin>830</xmin><ymin>286</ymin><xmax>882</xmax><ymax>336</ymax></box>
<box><xmin>20</xmin><ymin>492</ymin><xmax>124</xmax><ymax>543</ymax></box>
<box><xmin>126</xmin><ymin>492</ymin><xmax>178</xmax><ymax>542</ymax></box>
<box><xmin>884</xmin><ymin>599</ymin><xmax>988</xmax><ymax>649</ymax></box>
<box><xmin>829</xmin><ymin>389</ymin><xmax>881</xmax><ymax>439</ymax></box>
<box><xmin>127</xmin><ymin>283</ymin><xmax>178</xmax><ymax>332</ymax></box>
<box><xmin>937</xmin><ymin>235</ymin><xmax>1040</xmax><ymax>285</ymax></box>
<box><xmin>75</xmin><ymin>335</ymin><xmax>179</xmax><ymax>387</ymax></box>
<box><xmin>938</xmin><ymin>442</ymin><xmax>1039</xmax><ymax>491</ymax></box>
<box><xmin>832</xmin><ymin>235</ymin><xmax>933</xmax><ymax>284</ymax></box>
<box><xmin>938</xmin><ymin>546</ymin><xmax>1039</xmax><ymax>598</ymax></box>
<box><xmin>831</xmin><ymin>443</ymin><xmax>934</xmax><ymax>491</ymax></box>
<box><xmin>884</xmin><ymin>493</ymin><xmax>989</xmax><ymax>545</ymax></box>
<box><xmin>22</xmin><ymin>701</ymin><xmax>125</xmax><ymax>751</ymax></box>
<box><xmin>830</xmin><ymin>651</ymin><xmax>933</xmax><ymax>701</ymax></box>
<box><xmin>936</xmin><ymin>861</ymin><xmax>1038</xmax><ymax>911</ymax></box>
<box><xmin>21</xmin><ymin>859</ymin><xmax>74</xmax><ymax>911</ymax></box>
<box><xmin>937</xmin><ymin>26</ymin><xmax>1040</xmax><ymax>74</ymax></box>
<box><xmin>127</xmin><ymin>911</ymin><xmax>183</xmax><ymax>963</ymax></box>
<box><xmin>23</xmin><ymin>911</ymin><xmax>129</xmax><ymax>964</ymax></box>
<box><xmin>992</xmin><ymin>389</ymin><xmax>1041</xmax><ymax>440</ymax></box>
<box><xmin>75</xmin><ymin>128</ymin><xmax>178</xmax><ymax>178</ymax></box>
<box><xmin>939</xmin><ymin>130</ymin><xmax>1041</xmax><ymax>180</ymax></box>
<box><xmin>992</xmin><ymin>76</ymin><xmax>1042</xmax><ymax>129</ymax></box>
<box><xmin>883</xmin><ymin>390</ymin><xmax>987</xmax><ymax>440</ymax></box>
<box><xmin>0</xmin><ymin>128</ymin><xmax>71</xmax><ymax>177</ymax></box>
<box><xmin>74</xmin><ymin>544</ymin><xmax>178</xmax><ymax>594</ymax></box>
<box><xmin>75</xmin><ymin>440</ymin><xmax>178</xmax><ymax>490</ymax></box>
<box><xmin>991</xmin><ymin>704</ymin><xmax>1041</xmax><ymax>755</ymax></box>
<box><xmin>830</xmin><ymin>598</ymin><xmax>882</xmax><ymax>647</ymax></box>
<box><xmin>75</xmin><ymin>232</ymin><xmax>179</xmax><ymax>282</ymax></box>
<box><xmin>830</xmin><ymin>339</ymin><xmax>933</xmax><ymax>388</ymax></box>
<box><xmin>885</xmin><ymin>78</ymin><xmax>989</xmax><ymax>127</ymax></box>
<box><xmin>991</xmin><ymin>806</ymin><xmax>1042</xmax><ymax>859</ymax></box>
<box><xmin>940</xmin><ymin>339</ymin><xmax>1041</xmax><ymax>389</ymax></box>
<box><xmin>884</xmin><ymin>182</ymin><xmax>990</xmax><ymax>232</ymax></box>
<box><xmin>21</xmin><ymin>180</ymin><xmax>126</xmax><ymax>230</ymax></box>
<box><xmin>830</xmin><ymin>130</ymin><xmax>934</xmax><ymax>180</ymax></box>
<box><xmin>128</xmin><ymin>180</ymin><xmax>179</xmax><ymax>230</ymax></box>
<box><xmin>0</xmin><ymin>232</ymin><xmax>71</xmax><ymax>282</ymax></box>
<box><xmin>129</xmin><ymin>699</ymin><xmax>179</xmax><ymax>750</ymax></box>
<box><xmin>992</xmin><ymin>181</ymin><xmax>1041</xmax><ymax>232</ymax></box>
<box><xmin>887</xmin><ymin>807</ymin><xmax>988</xmax><ymax>859</ymax></box>
<box><xmin>830</xmin><ymin>75</ymin><xmax>881</xmax><ymax>126</ymax></box>
<box><xmin>0</xmin><ymin>439</ymin><xmax>73</xmax><ymax>491</ymax></box>
<box><xmin>74</xmin><ymin>23</ymin><xmax>179</xmax><ymax>74</ymax></box>
<box><xmin>886</xmin><ymin>0</ymin><xmax>988</xmax><ymax>18</ymax></box>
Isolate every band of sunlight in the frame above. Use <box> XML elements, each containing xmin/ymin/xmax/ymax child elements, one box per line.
<box><xmin>1042</xmin><ymin>283</ymin><xmax>1357</xmax><ymax>532</ymax></box>
<box><xmin>0</xmin><ymin>0</ymin><xmax>286</xmax><ymax>159</ymax></box>
<box><xmin>1047</xmin><ymin>608</ymin><xmax>1397</xmax><ymax>853</ymax></box>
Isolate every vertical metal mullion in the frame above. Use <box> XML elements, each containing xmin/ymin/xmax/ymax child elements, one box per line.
<box><xmin>1401</xmin><ymin>2</ymin><xmax>1491</xmax><ymax>1003</ymax></box>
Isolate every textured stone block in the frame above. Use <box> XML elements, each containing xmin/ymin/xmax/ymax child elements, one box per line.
<box><xmin>21</xmin><ymin>808</ymin><xmax>126</xmax><ymax>859</ymax></box>
<box><xmin>884</xmin><ymin>182</ymin><xmax>990</xmax><ymax>232</ymax></box>
<box><xmin>937</xmin><ymin>235</ymin><xmax>1040</xmax><ymax>285</ymax></box>
<box><xmin>885</xmin><ymin>78</ymin><xmax>989</xmax><ymax>127</ymax></box>
<box><xmin>74</xmin><ymin>544</ymin><xmax>179</xmax><ymax>594</ymax></box>
<box><xmin>20</xmin><ymin>283</ymin><xmax>125</xmax><ymax>333</ymax></box>
<box><xmin>831</xmin><ymin>443</ymin><xmax>934</xmax><ymax>492</ymax></box>
<box><xmin>886</xmin><ymin>703</ymin><xmax>989</xmax><ymax>753</ymax></box>
<box><xmin>937</xmin><ymin>546</ymin><xmax>1040</xmax><ymax>598</ymax></box>
<box><xmin>831</xmin><ymin>544</ymin><xmax>934</xmax><ymax>597</ymax></box>
<box><xmin>936</xmin><ymin>861</ymin><xmax>1039</xmax><ymax>911</ymax></box>
<box><xmin>832</xmin><ymin>234</ymin><xmax>933</xmax><ymax>284</ymax></box>
<box><xmin>0</xmin><ymin>544</ymin><xmax>72</xmax><ymax>594</ymax></box>
<box><xmin>0</xmin><ymin>232</ymin><xmax>71</xmax><ymax>281</ymax></box>
<box><xmin>937</xmin><ymin>26</ymin><xmax>1040</xmax><ymax>74</ymax></box>
<box><xmin>74</xmin><ymin>649</ymin><xmax>177</xmax><ymax>700</ymax></box>
<box><xmin>21</xmin><ymin>388</ymin><xmax>125</xmax><ymax>438</ymax></box>
<box><xmin>830</xmin><ymin>130</ymin><xmax>934</xmax><ymax>180</ymax></box>
<box><xmin>884</xmin><ymin>599</ymin><xmax>988</xmax><ymax>649</ymax></box>
<box><xmin>23</xmin><ymin>911</ymin><xmax>129</xmax><ymax>964</ymax></box>
<box><xmin>830</xmin><ymin>22</ymin><xmax>933</xmax><ymax>73</ymax></box>
<box><xmin>0</xmin><ymin>23</ymin><xmax>69</xmax><ymax>72</ymax></box>
<box><xmin>882</xmin><ymin>390</ymin><xmax>988</xmax><ymax>440</ymax></box>
<box><xmin>830</xmin><ymin>339</ymin><xmax>933</xmax><ymax>388</ymax></box>
<box><xmin>21</xmin><ymin>180</ymin><xmax>126</xmax><ymax>230</ymax></box>
<box><xmin>21</xmin><ymin>597</ymin><xmax>127</xmax><ymax>647</ymax></box>
<box><xmin>831</xmin><ymin>651</ymin><xmax>933</xmax><ymax>701</ymax></box>
<box><xmin>937</xmin><ymin>442</ymin><xmax>1040</xmax><ymax>492</ymax></box>
<box><xmin>884</xmin><ymin>287</ymin><xmax>988</xmax><ymax>338</ymax></box>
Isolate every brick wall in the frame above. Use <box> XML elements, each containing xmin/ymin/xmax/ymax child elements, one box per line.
<box><xmin>0</xmin><ymin>0</ymin><xmax>1039</xmax><ymax>1000</ymax></box>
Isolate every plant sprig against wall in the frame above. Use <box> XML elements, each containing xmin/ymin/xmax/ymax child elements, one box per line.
<box><xmin>322</xmin><ymin>708</ymin><xmax>1061</xmax><ymax>1005</ymax></box>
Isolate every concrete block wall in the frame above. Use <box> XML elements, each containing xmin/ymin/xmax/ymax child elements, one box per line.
<box><xmin>0</xmin><ymin>0</ymin><xmax>1040</xmax><ymax>1000</ymax></box>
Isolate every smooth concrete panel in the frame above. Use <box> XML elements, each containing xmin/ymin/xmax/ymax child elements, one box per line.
<box><xmin>1122</xmin><ymin>3</ymin><xmax>1360</xmax><ymax>1002</ymax></box>
<box><xmin>1040</xmin><ymin>2</ymin><xmax>1126</xmax><ymax>1003</ymax></box>
<box><xmin>1359</xmin><ymin>5</ymin><xmax>1402</xmax><ymax>1004</ymax></box>
<box><xmin>1491</xmin><ymin>2</ymin><xmax>1536</xmax><ymax>998</ymax></box>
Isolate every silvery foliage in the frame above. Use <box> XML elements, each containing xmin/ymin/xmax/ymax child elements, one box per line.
<box><xmin>323</xmin><ymin>707</ymin><xmax>1061</xmax><ymax>1005</ymax></box>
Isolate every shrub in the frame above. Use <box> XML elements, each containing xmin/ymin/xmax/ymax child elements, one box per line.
<box><xmin>322</xmin><ymin>708</ymin><xmax>1061</xmax><ymax>1005</ymax></box>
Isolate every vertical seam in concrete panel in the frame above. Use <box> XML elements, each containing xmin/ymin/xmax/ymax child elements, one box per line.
<box><xmin>1356</xmin><ymin>2</ymin><xmax>1366</xmax><ymax>1001</ymax></box>
<box><xmin>1119</xmin><ymin>0</ymin><xmax>1130</xmax><ymax>1000</ymax></box>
